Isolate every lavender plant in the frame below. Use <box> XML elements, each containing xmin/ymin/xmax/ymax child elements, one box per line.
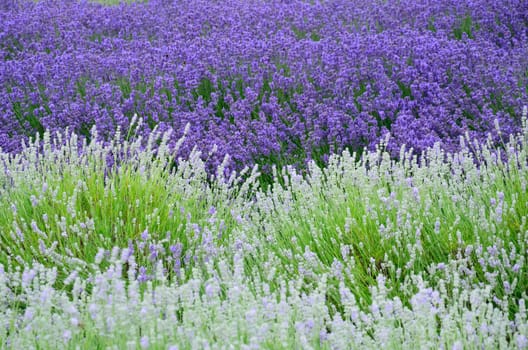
<box><xmin>1</xmin><ymin>0</ymin><xmax>527</xmax><ymax>172</ymax></box>
<box><xmin>1</xmin><ymin>0</ymin><xmax>528</xmax><ymax>348</ymax></box>
<box><xmin>1</xmin><ymin>108</ymin><xmax>527</xmax><ymax>348</ymax></box>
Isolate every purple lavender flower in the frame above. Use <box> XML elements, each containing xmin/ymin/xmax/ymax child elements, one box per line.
<box><xmin>517</xmin><ymin>335</ymin><xmax>528</xmax><ymax>349</ymax></box>
<box><xmin>149</xmin><ymin>244</ymin><xmax>161</xmax><ymax>262</ymax></box>
<box><xmin>140</xmin><ymin>336</ymin><xmax>149</xmax><ymax>349</ymax></box>
<box><xmin>0</xmin><ymin>0</ymin><xmax>525</xmax><ymax>173</ymax></box>
<box><xmin>138</xmin><ymin>266</ymin><xmax>149</xmax><ymax>283</ymax></box>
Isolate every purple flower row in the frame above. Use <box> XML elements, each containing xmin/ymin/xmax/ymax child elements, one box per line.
<box><xmin>1</xmin><ymin>0</ymin><xmax>527</xmax><ymax>171</ymax></box>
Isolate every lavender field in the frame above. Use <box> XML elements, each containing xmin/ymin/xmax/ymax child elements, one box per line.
<box><xmin>1</xmin><ymin>0</ymin><xmax>528</xmax><ymax>348</ymax></box>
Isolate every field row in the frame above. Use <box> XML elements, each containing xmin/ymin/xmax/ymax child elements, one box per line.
<box><xmin>1</xmin><ymin>109</ymin><xmax>527</xmax><ymax>348</ymax></box>
<box><xmin>1</xmin><ymin>0</ymin><xmax>527</xmax><ymax>172</ymax></box>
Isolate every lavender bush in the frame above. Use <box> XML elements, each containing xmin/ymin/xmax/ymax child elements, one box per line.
<box><xmin>1</xmin><ymin>0</ymin><xmax>527</xmax><ymax>171</ymax></box>
<box><xmin>1</xmin><ymin>0</ymin><xmax>528</xmax><ymax>348</ymax></box>
<box><xmin>1</xmin><ymin>108</ymin><xmax>527</xmax><ymax>348</ymax></box>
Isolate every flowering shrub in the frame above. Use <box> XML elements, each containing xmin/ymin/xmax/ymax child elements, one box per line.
<box><xmin>1</xmin><ymin>0</ymin><xmax>527</xmax><ymax>171</ymax></box>
<box><xmin>1</xmin><ymin>0</ymin><xmax>528</xmax><ymax>348</ymax></box>
<box><xmin>1</xmin><ymin>108</ymin><xmax>527</xmax><ymax>348</ymax></box>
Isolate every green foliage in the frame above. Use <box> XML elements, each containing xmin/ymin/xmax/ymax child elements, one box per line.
<box><xmin>1</xmin><ymin>98</ymin><xmax>527</xmax><ymax>349</ymax></box>
<box><xmin>453</xmin><ymin>15</ymin><xmax>477</xmax><ymax>40</ymax></box>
